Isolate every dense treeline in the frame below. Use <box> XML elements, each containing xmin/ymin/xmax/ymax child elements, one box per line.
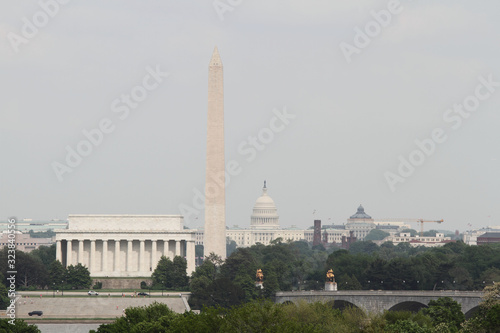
<box><xmin>92</xmin><ymin>284</ymin><xmax>500</xmax><ymax>332</ymax></box>
<box><xmin>189</xmin><ymin>239</ymin><xmax>329</xmax><ymax>309</ymax></box>
<box><xmin>329</xmin><ymin>241</ymin><xmax>500</xmax><ymax>291</ymax></box>
<box><xmin>189</xmin><ymin>240</ymin><xmax>500</xmax><ymax>309</ymax></box>
<box><xmin>0</xmin><ymin>245</ymin><xmax>92</xmax><ymax>291</ymax></box>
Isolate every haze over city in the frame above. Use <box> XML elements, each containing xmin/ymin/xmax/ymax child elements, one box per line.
<box><xmin>1</xmin><ymin>1</ymin><xmax>499</xmax><ymax>233</ymax></box>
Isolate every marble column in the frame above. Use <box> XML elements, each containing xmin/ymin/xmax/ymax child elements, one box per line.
<box><xmin>151</xmin><ymin>240</ymin><xmax>157</xmax><ymax>270</ymax></box>
<box><xmin>186</xmin><ymin>241</ymin><xmax>195</xmax><ymax>274</ymax></box>
<box><xmin>56</xmin><ymin>240</ymin><xmax>62</xmax><ymax>263</ymax></box>
<box><xmin>139</xmin><ymin>240</ymin><xmax>145</xmax><ymax>273</ymax></box>
<box><xmin>163</xmin><ymin>240</ymin><xmax>169</xmax><ymax>258</ymax></box>
<box><xmin>78</xmin><ymin>240</ymin><xmax>84</xmax><ymax>265</ymax></box>
<box><xmin>175</xmin><ymin>240</ymin><xmax>181</xmax><ymax>257</ymax></box>
<box><xmin>127</xmin><ymin>240</ymin><xmax>133</xmax><ymax>272</ymax></box>
<box><xmin>114</xmin><ymin>240</ymin><xmax>120</xmax><ymax>272</ymax></box>
<box><xmin>90</xmin><ymin>240</ymin><xmax>96</xmax><ymax>273</ymax></box>
<box><xmin>102</xmin><ymin>240</ymin><xmax>108</xmax><ymax>272</ymax></box>
<box><xmin>66</xmin><ymin>240</ymin><xmax>72</xmax><ymax>267</ymax></box>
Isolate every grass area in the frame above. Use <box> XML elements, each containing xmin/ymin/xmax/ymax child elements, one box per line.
<box><xmin>91</xmin><ymin>277</ymin><xmax>152</xmax><ymax>280</ymax></box>
<box><xmin>25</xmin><ymin>318</ymin><xmax>115</xmax><ymax>321</ymax></box>
<box><xmin>20</xmin><ymin>289</ymin><xmax>188</xmax><ymax>293</ymax></box>
<box><xmin>32</xmin><ymin>294</ymin><xmax>179</xmax><ymax>298</ymax></box>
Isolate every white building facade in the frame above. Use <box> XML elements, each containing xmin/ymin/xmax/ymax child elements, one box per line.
<box><xmin>225</xmin><ymin>183</ymin><xmax>306</xmax><ymax>247</ymax></box>
<box><xmin>345</xmin><ymin>205</ymin><xmax>377</xmax><ymax>240</ymax></box>
<box><xmin>463</xmin><ymin>226</ymin><xmax>500</xmax><ymax>245</ymax></box>
<box><xmin>380</xmin><ymin>232</ymin><xmax>453</xmax><ymax>247</ymax></box>
<box><xmin>55</xmin><ymin>215</ymin><xmax>196</xmax><ymax>277</ymax></box>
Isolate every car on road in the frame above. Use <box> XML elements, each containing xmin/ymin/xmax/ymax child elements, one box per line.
<box><xmin>137</xmin><ymin>292</ymin><xmax>149</xmax><ymax>296</ymax></box>
<box><xmin>88</xmin><ymin>290</ymin><xmax>99</xmax><ymax>296</ymax></box>
<box><xmin>28</xmin><ymin>311</ymin><xmax>43</xmax><ymax>316</ymax></box>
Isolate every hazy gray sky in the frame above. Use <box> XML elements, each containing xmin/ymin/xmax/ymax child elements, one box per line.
<box><xmin>1</xmin><ymin>0</ymin><xmax>499</xmax><ymax>233</ymax></box>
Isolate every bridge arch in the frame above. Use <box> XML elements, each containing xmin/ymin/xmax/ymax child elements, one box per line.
<box><xmin>464</xmin><ymin>306</ymin><xmax>480</xmax><ymax>319</ymax></box>
<box><xmin>326</xmin><ymin>300</ymin><xmax>361</xmax><ymax>312</ymax></box>
<box><xmin>388</xmin><ymin>301</ymin><xmax>428</xmax><ymax>313</ymax></box>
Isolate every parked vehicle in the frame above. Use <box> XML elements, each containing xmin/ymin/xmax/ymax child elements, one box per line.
<box><xmin>88</xmin><ymin>290</ymin><xmax>99</xmax><ymax>296</ymax></box>
<box><xmin>28</xmin><ymin>311</ymin><xmax>43</xmax><ymax>316</ymax></box>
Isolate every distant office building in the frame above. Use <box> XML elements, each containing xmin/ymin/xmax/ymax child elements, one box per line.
<box><xmin>463</xmin><ymin>226</ymin><xmax>500</xmax><ymax>245</ymax></box>
<box><xmin>0</xmin><ymin>231</ymin><xmax>53</xmax><ymax>252</ymax></box>
<box><xmin>373</xmin><ymin>220</ymin><xmax>412</xmax><ymax>231</ymax></box>
<box><xmin>477</xmin><ymin>232</ymin><xmax>500</xmax><ymax>245</ymax></box>
<box><xmin>304</xmin><ymin>225</ymin><xmax>351</xmax><ymax>245</ymax></box>
<box><xmin>0</xmin><ymin>219</ymin><xmax>67</xmax><ymax>233</ymax></box>
<box><xmin>380</xmin><ymin>232</ymin><xmax>454</xmax><ymax>247</ymax></box>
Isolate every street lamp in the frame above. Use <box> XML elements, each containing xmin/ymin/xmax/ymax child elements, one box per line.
<box><xmin>61</xmin><ymin>280</ymin><xmax>64</xmax><ymax>297</ymax></box>
<box><xmin>53</xmin><ymin>283</ymin><xmax>55</xmax><ymax>298</ymax></box>
<box><xmin>162</xmin><ymin>281</ymin><xmax>164</xmax><ymax>296</ymax></box>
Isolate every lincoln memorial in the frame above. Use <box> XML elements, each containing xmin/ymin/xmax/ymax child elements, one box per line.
<box><xmin>55</xmin><ymin>215</ymin><xmax>196</xmax><ymax>277</ymax></box>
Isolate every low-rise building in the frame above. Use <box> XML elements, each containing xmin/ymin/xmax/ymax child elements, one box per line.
<box><xmin>0</xmin><ymin>231</ymin><xmax>53</xmax><ymax>252</ymax></box>
<box><xmin>477</xmin><ymin>232</ymin><xmax>500</xmax><ymax>245</ymax></box>
<box><xmin>463</xmin><ymin>226</ymin><xmax>500</xmax><ymax>245</ymax></box>
<box><xmin>380</xmin><ymin>232</ymin><xmax>454</xmax><ymax>247</ymax></box>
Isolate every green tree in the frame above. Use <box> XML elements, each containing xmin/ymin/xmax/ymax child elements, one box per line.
<box><xmin>91</xmin><ymin>301</ymin><xmax>179</xmax><ymax>333</ymax></box>
<box><xmin>365</xmin><ymin>229</ymin><xmax>390</xmax><ymax>241</ymax></box>
<box><xmin>66</xmin><ymin>263</ymin><xmax>92</xmax><ymax>289</ymax></box>
<box><xmin>30</xmin><ymin>244</ymin><xmax>56</xmax><ymax>267</ymax></box>
<box><xmin>15</xmin><ymin>251</ymin><xmax>48</xmax><ymax>288</ymax></box>
<box><xmin>348</xmin><ymin>241</ymin><xmax>379</xmax><ymax>255</ymax></box>
<box><xmin>0</xmin><ymin>318</ymin><xmax>41</xmax><ymax>332</ymax></box>
<box><xmin>263</xmin><ymin>269</ymin><xmax>279</xmax><ymax>299</ymax></box>
<box><xmin>0</xmin><ymin>273</ymin><xmax>10</xmax><ymax>310</ymax></box>
<box><xmin>480</xmin><ymin>267</ymin><xmax>500</xmax><ymax>286</ymax></box>
<box><xmin>48</xmin><ymin>260</ymin><xmax>65</xmax><ymax>289</ymax></box>
<box><xmin>152</xmin><ymin>256</ymin><xmax>174</xmax><ymax>288</ymax></box>
<box><xmin>337</xmin><ymin>274</ymin><xmax>362</xmax><ymax>290</ymax></box>
<box><xmin>226</xmin><ymin>238</ymin><xmax>237</xmax><ymax>257</ymax></box>
<box><xmin>401</xmin><ymin>229</ymin><xmax>418</xmax><ymax>237</ymax></box>
<box><xmin>171</xmin><ymin>256</ymin><xmax>189</xmax><ymax>289</ymax></box>
<box><xmin>385</xmin><ymin>319</ymin><xmax>430</xmax><ymax>333</ymax></box>
<box><xmin>423</xmin><ymin>297</ymin><xmax>464</xmax><ymax>332</ymax></box>
<box><xmin>152</xmin><ymin>255</ymin><xmax>188</xmax><ymax>289</ymax></box>
<box><xmin>28</xmin><ymin>229</ymin><xmax>55</xmax><ymax>239</ymax></box>
<box><xmin>462</xmin><ymin>282</ymin><xmax>500</xmax><ymax>332</ymax></box>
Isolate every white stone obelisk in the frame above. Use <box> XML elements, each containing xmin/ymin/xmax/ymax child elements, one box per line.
<box><xmin>204</xmin><ymin>46</ymin><xmax>226</xmax><ymax>259</ymax></box>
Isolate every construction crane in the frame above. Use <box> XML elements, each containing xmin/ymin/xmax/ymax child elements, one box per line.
<box><xmin>417</xmin><ymin>219</ymin><xmax>444</xmax><ymax>237</ymax></box>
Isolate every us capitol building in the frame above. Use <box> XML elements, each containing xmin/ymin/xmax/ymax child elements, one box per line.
<box><xmin>225</xmin><ymin>181</ymin><xmax>306</xmax><ymax>246</ymax></box>
<box><xmin>195</xmin><ymin>182</ymin><xmax>411</xmax><ymax>249</ymax></box>
<box><xmin>195</xmin><ymin>182</ymin><xmax>308</xmax><ymax>247</ymax></box>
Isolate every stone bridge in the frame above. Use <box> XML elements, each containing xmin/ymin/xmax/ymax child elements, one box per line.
<box><xmin>275</xmin><ymin>291</ymin><xmax>484</xmax><ymax>318</ymax></box>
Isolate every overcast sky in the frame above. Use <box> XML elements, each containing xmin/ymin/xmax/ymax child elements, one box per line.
<box><xmin>1</xmin><ymin>0</ymin><xmax>499</xmax><ymax>233</ymax></box>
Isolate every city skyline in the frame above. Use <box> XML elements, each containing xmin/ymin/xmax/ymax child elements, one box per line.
<box><xmin>1</xmin><ymin>1</ymin><xmax>499</xmax><ymax>233</ymax></box>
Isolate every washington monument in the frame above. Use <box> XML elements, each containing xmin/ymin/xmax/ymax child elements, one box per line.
<box><xmin>204</xmin><ymin>47</ymin><xmax>226</xmax><ymax>259</ymax></box>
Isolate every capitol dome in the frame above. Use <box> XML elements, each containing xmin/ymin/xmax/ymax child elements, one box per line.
<box><xmin>250</xmin><ymin>181</ymin><xmax>280</xmax><ymax>230</ymax></box>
